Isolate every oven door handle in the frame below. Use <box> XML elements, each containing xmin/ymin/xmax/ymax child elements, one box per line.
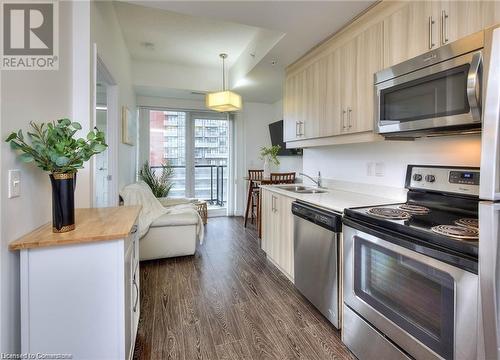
<box><xmin>467</xmin><ymin>51</ymin><xmax>482</xmax><ymax>122</ymax></box>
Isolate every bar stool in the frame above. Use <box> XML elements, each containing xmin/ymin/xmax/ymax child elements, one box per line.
<box><xmin>270</xmin><ymin>172</ymin><xmax>296</xmax><ymax>184</ymax></box>
<box><xmin>244</xmin><ymin>169</ymin><xmax>263</xmax><ymax>227</ymax></box>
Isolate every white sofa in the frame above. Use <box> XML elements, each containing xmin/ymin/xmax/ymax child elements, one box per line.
<box><xmin>140</xmin><ymin>207</ymin><xmax>199</xmax><ymax>260</ymax></box>
<box><xmin>120</xmin><ymin>182</ymin><xmax>203</xmax><ymax>261</ymax></box>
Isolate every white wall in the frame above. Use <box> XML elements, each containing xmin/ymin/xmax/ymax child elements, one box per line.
<box><xmin>0</xmin><ymin>2</ymin><xmax>90</xmax><ymax>353</ymax></box>
<box><xmin>91</xmin><ymin>2</ymin><xmax>137</xmax><ymax>190</ymax></box>
<box><xmin>302</xmin><ymin>135</ymin><xmax>482</xmax><ymax>189</ymax></box>
<box><xmin>234</xmin><ymin>100</ymin><xmax>303</xmax><ymax>215</ymax></box>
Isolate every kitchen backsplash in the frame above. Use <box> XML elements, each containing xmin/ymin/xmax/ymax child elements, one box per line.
<box><xmin>302</xmin><ymin>134</ymin><xmax>481</xmax><ymax>189</ymax></box>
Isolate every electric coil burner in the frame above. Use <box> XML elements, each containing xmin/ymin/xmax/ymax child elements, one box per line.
<box><xmin>431</xmin><ymin>224</ymin><xmax>479</xmax><ymax>240</ymax></box>
<box><xmin>399</xmin><ymin>203</ymin><xmax>430</xmax><ymax>214</ymax></box>
<box><xmin>455</xmin><ymin>218</ymin><xmax>479</xmax><ymax>229</ymax></box>
<box><xmin>367</xmin><ymin>207</ymin><xmax>411</xmax><ymax>220</ymax></box>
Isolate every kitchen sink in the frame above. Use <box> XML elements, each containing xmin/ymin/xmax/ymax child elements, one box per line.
<box><xmin>276</xmin><ymin>185</ymin><xmax>327</xmax><ymax>194</ymax></box>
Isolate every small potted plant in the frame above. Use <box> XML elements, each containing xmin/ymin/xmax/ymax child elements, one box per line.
<box><xmin>260</xmin><ymin>145</ymin><xmax>281</xmax><ymax>178</ymax></box>
<box><xmin>5</xmin><ymin>119</ymin><xmax>107</xmax><ymax>233</ymax></box>
<box><xmin>138</xmin><ymin>160</ymin><xmax>173</xmax><ymax>198</ymax></box>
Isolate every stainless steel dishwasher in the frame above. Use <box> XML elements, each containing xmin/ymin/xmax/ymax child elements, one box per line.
<box><xmin>292</xmin><ymin>201</ymin><xmax>342</xmax><ymax>328</ymax></box>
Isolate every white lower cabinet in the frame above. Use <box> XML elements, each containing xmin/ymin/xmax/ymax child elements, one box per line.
<box><xmin>261</xmin><ymin>189</ymin><xmax>295</xmax><ymax>281</ymax></box>
<box><xmin>19</xmin><ymin>224</ymin><xmax>140</xmax><ymax>360</ymax></box>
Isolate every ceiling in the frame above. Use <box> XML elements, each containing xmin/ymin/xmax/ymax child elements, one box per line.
<box><xmin>116</xmin><ymin>1</ymin><xmax>376</xmax><ymax>104</ymax></box>
<box><xmin>114</xmin><ymin>2</ymin><xmax>261</xmax><ymax>68</ymax></box>
<box><xmin>134</xmin><ymin>86</ymin><xmax>206</xmax><ymax>100</ymax></box>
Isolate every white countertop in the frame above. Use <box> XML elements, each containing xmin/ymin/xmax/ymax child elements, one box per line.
<box><xmin>260</xmin><ymin>184</ymin><xmax>400</xmax><ymax>213</ymax></box>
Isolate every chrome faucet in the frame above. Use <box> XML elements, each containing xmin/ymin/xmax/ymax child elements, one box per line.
<box><xmin>299</xmin><ymin>171</ymin><xmax>322</xmax><ymax>188</ymax></box>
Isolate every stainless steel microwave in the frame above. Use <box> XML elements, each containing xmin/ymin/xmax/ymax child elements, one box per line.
<box><xmin>375</xmin><ymin>31</ymin><xmax>484</xmax><ymax>137</ymax></box>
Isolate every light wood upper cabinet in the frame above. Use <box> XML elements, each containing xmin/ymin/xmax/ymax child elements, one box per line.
<box><xmin>384</xmin><ymin>1</ymin><xmax>439</xmax><ymax>68</ymax></box>
<box><xmin>283</xmin><ymin>74</ymin><xmax>297</xmax><ymax>142</ymax></box>
<box><xmin>443</xmin><ymin>1</ymin><xmax>500</xmax><ymax>45</ymax></box>
<box><xmin>324</xmin><ymin>49</ymin><xmax>342</xmax><ymax>136</ymax></box>
<box><xmin>384</xmin><ymin>1</ymin><xmax>500</xmax><ymax>68</ymax></box>
<box><xmin>356</xmin><ymin>21</ymin><xmax>384</xmax><ymax>132</ymax></box>
<box><xmin>442</xmin><ymin>1</ymin><xmax>485</xmax><ymax>45</ymax></box>
<box><xmin>284</xmin><ymin>21</ymin><xmax>383</xmax><ymax>141</ymax></box>
<box><xmin>283</xmin><ymin>71</ymin><xmax>303</xmax><ymax>142</ymax></box>
<box><xmin>481</xmin><ymin>1</ymin><xmax>500</xmax><ymax>29</ymax></box>
<box><xmin>339</xmin><ymin>39</ymin><xmax>357</xmax><ymax>134</ymax></box>
<box><xmin>284</xmin><ymin>59</ymin><xmax>326</xmax><ymax>141</ymax></box>
<box><xmin>303</xmin><ymin>60</ymin><xmax>323</xmax><ymax>139</ymax></box>
<box><xmin>339</xmin><ymin>21</ymin><xmax>383</xmax><ymax>134</ymax></box>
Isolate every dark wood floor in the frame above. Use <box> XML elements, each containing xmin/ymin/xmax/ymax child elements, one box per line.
<box><xmin>133</xmin><ymin>217</ymin><xmax>354</xmax><ymax>360</ymax></box>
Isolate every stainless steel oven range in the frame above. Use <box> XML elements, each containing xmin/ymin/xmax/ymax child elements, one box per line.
<box><xmin>342</xmin><ymin>165</ymin><xmax>480</xmax><ymax>360</ymax></box>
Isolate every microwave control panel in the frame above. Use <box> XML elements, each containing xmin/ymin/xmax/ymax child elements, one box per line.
<box><xmin>407</xmin><ymin>166</ymin><xmax>480</xmax><ymax>196</ymax></box>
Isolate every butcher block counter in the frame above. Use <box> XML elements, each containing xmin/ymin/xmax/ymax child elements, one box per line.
<box><xmin>12</xmin><ymin>206</ymin><xmax>142</xmax><ymax>360</ymax></box>
<box><xmin>9</xmin><ymin>206</ymin><xmax>141</xmax><ymax>250</ymax></box>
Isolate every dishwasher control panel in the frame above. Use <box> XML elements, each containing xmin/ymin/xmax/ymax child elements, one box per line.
<box><xmin>291</xmin><ymin>201</ymin><xmax>342</xmax><ymax>232</ymax></box>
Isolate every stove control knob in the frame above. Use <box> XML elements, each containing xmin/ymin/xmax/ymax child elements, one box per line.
<box><xmin>413</xmin><ymin>174</ymin><xmax>422</xmax><ymax>181</ymax></box>
<box><xmin>425</xmin><ymin>175</ymin><xmax>436</xmax><ymax>183</ymax></box>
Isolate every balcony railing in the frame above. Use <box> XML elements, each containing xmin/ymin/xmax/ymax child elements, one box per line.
<box><xmin>151</xmin><ymin>165</ymin><xmax>227</xmax><ymax>206</ymax></box>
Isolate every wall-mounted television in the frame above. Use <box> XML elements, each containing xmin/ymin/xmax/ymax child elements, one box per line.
<box><xmin>268</xmin><ymin>120</ymin><xmax>303</xmax><ymax>156</ymax></box>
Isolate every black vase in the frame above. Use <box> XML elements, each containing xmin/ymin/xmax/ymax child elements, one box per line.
<box><xmin>50</xmin><ymin>172</ymin><xmax>76</xmax><ymax>233</ymax></box>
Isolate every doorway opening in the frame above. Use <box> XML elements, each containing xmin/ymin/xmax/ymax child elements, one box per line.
<box><xmin>93</xmin><ymin>54</ymin><xmax>119</xmax><ymax>207</ymax></box>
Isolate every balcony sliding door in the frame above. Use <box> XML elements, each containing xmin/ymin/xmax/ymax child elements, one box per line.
<box><xmin>149</xmin><ymin>110</ymin><xmax>187</xmax><ymax>198</ymax></box>
<box><xmin>192</xmin><ymin>113</ymin><xmax>229</xmax><ymax>207</ymax></box>
<box><xmin>148</xmin><ymin>109</ymin><xmax>230</xmax><ymax>209</ymax></box>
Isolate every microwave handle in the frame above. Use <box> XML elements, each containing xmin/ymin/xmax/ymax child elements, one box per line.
<box><xmin>480</xmin><ymin>27</ymin><xmax>500</xmax><ymax>201</ymax></box>
<box><xmin>467</xmin><ymin>51</ymin><xmax>482</xmax><ymax>122</ymax></box>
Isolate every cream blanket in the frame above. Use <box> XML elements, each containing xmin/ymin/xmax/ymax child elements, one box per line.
<box><xmin>120</xmin><ymin>182</ymin><xmax>204</xmax><ymax>243</ymax></box>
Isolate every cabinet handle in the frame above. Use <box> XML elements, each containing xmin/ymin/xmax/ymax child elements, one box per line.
<box><xmin>300</xmin><ymin>121</ymin><xmax>304</xmax><ymax>136</ymax></box>
<box><xmin>348</xmin><ymin>107</ymin><xmax>352</xmax><ymax>129</ymax></box>
<box><xmin>428</xmin><ymin>16</ymin><xmax>435</xmax><ymax>49</ymax></box>
<box><xmin>272</xmin><ymin>196</ymin><xmax>278</xmax><ymax>212</ymax></box>
<box><xmin>441</xmin><ymin>10</ymin><xmax>448</xmax><ymax>45</ymax></box>
<box><xmin>133</xmin><ymin>277</ymin><xmax>139</xmax><ymax>313</ymax></box>
<box><xmin>295</xmin><ymin>121</ymin><xmax>300</xmax><ymax>137</ymax></box>
<box><xmin>342</xmin><ymin>109</ymin><xmax>347</xmax><ymax>130</ymax></box>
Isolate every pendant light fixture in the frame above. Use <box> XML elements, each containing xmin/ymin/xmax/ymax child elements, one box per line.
<box><xmin>206</xmin><ymin>53</ymin><xmax>242</xmax><ymax>112</ymax></box>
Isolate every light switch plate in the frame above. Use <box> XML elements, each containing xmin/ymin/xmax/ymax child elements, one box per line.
<box><xmin>8</xmin><ymin>169</ymin><xmax>21</xmax><ymax>198</ymax></box>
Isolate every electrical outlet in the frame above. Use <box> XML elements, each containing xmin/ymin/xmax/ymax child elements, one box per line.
<box><xmin>375</xmin><ymin>162</ymin><xmax>385</xmax><ymax>177</ymax></box>
<box><xmin>366</xmin><ymin>162</ymin><xmax>374</xmax><ymax>176</ymax></box>
<box><xmin>8</xmin><ymin>169</ymin><xmax>21</xmax><ymax>198</ymax></box>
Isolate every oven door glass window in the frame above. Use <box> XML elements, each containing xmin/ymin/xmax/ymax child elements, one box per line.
<box><xmin>380</xmin><ymin>64</ymin><xmax>470</xmax><ymax>123</ymax></box>
<box><xmin>354</xmin><ymin>237</ymin><xmax>454</xmax><ymax>359</ymax></box>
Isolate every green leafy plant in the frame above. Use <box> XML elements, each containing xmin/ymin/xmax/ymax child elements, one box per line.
<box><xmin>260</xmin><ymin>145</ymin><xmax>281</xmax><ymax>166</ymax></box>
<box><xmin>138</xmin><ymin>160</ymin><xmax>173</xmax><ymax>198</ymax></box>
<box><xmin>5</xmin><ymin>119</ymin><xmax>107</xmax><ymax>173</ymax></box>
